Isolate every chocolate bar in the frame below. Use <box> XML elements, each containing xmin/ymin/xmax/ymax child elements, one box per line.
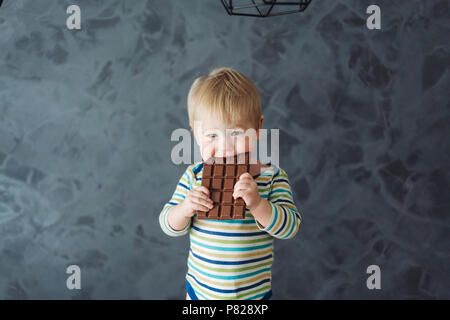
<box><xmin>197</xmin><ymin>152</ymin><xmax>266</xmax><ymax>220</ymax></box>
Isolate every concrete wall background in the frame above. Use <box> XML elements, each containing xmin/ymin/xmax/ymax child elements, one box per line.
<box><xmin>0</xmin><ymin>0</ymin><xmax>448</xmax><ymax>299</ymax></box>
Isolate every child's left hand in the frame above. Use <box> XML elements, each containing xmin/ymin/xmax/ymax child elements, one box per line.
<box><xmin>233</xmin><ymin>173</ymin><xmax>262</xmax><ymax>211</ymax></box>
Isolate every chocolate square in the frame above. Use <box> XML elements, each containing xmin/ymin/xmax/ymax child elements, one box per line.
<box><xmin>211</xmin><ymin>191</ymin><xmax>221</xmax><ymax>203</ymax></box>
<box><xmin>220</xmin><ymin>205</ymin><xmax>232</xmax><ymax>220</ymax></box>
<box><xmin>202</xmin><ymin>178</ymin><xmax>211</xmax><ymax>188</ymax></box>
<box><xmin>222</xmin><ymin>191</ymin><xmax>233</xmax><ymax>204</ymax></box>
<box><xmin>212</xmin><ymin>178</ymin><xmax>223</xmax><ymax>189</ymax></box>
<box><xmin>225</xmin><ymin>165</ymin><xmax>236</xmax><ymax>177</ymax></box>
<box><xmin>224</xmin><ymin>178</ymin><xmax>234</xmax><ymax>190</ymax></box>
<box><xmin>214</xmin><ymin>164</ymin><xmax>224</xmax><ymax>176</ymax></box>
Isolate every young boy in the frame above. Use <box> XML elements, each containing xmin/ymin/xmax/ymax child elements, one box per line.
<box><xmin>159</xmin><ymin>67</ymin><xmax>301</xmax><ymax>300</ymax></box>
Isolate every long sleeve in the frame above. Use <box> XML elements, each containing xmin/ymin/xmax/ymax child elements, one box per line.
<box><xmin>159</xmin><ymin>165</ymin><xmax>196</xmax><ymax>237</ymax></box>
<box><xmin>255</xmin><ymin>167</ymin><xmax>302</xmax><ymax>239</ymax></box>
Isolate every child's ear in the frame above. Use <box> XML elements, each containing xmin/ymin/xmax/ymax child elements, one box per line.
<box><xmin>257</xmin><ymin>115</ymin><xmax>264</xmax><ymax>140</ymax></box>
<box><xmin>189</xmin><ymin>123</ymin><xmax>196</xmax><ymax>136</ymax></box>
<box><xmin>190</xmin><ymin>123</ymin><xmax>200</xmax><ymax>146</ymax></box>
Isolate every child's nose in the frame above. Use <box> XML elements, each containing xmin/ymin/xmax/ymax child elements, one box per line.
<box><xmin>216</xmin><ymin>137</ymin><xmax>235</xmax><ymax>157</ymax></box>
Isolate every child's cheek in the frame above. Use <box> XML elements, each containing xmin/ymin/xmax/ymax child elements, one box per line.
<box><xmin>237</xmin><ymin>136</ymin><xmax>256</xmax><ymax>153</ymax></box>
<box><xmin>200</xmin><ymin>140</ymin><xmax>215</xmax><ymax>161</ymax></box>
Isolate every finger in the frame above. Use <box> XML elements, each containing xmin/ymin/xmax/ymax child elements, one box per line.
<box><xmin>192</xmin><ymin>203</ymin><xmax>212</xmax><ymax>212</ymax></box>
<box><xmin>191</xmin><ymin>190</ymin><xmax>213</xmax><ymax>204</ymax></box>
<box><xmin>233</xmin><ymin>189</ymin><xmax>245</xmax><ymax>200</ymax></box>
<box><xmin>191</xmin><ymin>190</ymin><xmax>209</xmax><ymax>199</ymax></box>
<box><xmin>191</xmin><ymin>196</ymin><xmax>214</xmax><ymax>208</ymax></box>
<box><xmin>238</xmin><ymin>173</ymin><xmax>253</xmax><ymax>181</ymax></box>
<box><xmin>234</xmin><ymin>178</ymin><xmax>252</xmax><ymax>187</ymax></box>
<box><xmin>191</xmin><ymin>194</ymin><xmax>214</xmax><ymax>209</ymax></box>
<box><xmin>234</xmin><ymin>181</ymin><xmax>253</xmax><ymax>191</ymax></box>
<box><xmin>194</xmin><ymin>186</ymin><xmax>210</xmax><ymax>196</ymax></box>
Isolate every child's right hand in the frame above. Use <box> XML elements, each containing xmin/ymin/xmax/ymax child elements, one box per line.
<box><xmin>179</xmin><ymin>186</ymin><xmax>213</xmax><ymax>218</ymax></box>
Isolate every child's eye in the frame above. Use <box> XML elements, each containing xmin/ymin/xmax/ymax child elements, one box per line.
<box><xmin>231</xmin><ymin>130</ymin><xmax>243</xmax><ymax>136</ymax></box>
<box><xmin>207</xmin><ymin>133</ymin><xmax>217</xmax><ymax>138</ymax></box>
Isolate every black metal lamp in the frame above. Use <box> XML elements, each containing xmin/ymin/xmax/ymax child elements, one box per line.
<box><xmin>221</xmin><ymin>0</ymin><xmax>312</xmax><ymax>17</ymax></box>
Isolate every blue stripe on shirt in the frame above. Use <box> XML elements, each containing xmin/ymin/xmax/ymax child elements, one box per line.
<box><xmin>193</xmin><ymin>163</ymin><xmax>203</xmax><ymax>175</ymax></box>
<box><xmin>273</xmin><ymin>178</ymin><xmax>289</xmax><ymax>184</ymax></box>
<box><xmin>190</xmin><ymin>238</ymin><xmax>272</xmax><ymax>251</ymax></box>
<box><xmin>272</xmin><ymin>198</ymin><xmax>295</xmax><ymax>205</ymax></box>
<box><xmin>178</xmin><ymin>182</ymin><xmax>190</xmax><ymax>191</ymax></box>
<box><xmin>187</xmin><ymin>272</ymin><xmax>270</xmax><ymax>294</ymax></box>
<box><xmin>274</xmin><ymin>206</ymin><xmax>288</xmax><ymax>236</ymax></box>
<box><xmin>192</xmin><ymin>225</ymin><xmax>267</xmax><ymax>237</ymax></box>
<box><xmin>190</xmin><ymin>248</ymin><xmax>272</xmax><ymax>265</ymax></box>
<box><xmin>188</xmin><ymin>261</ymin><xmax>271</xmax><ymax>280</ymax></box>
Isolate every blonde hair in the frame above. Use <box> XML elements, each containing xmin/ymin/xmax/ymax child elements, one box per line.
<box><xmin>187</xmin><ymin>67</ymin><xmax>262</xmax><ymax>129</ymax></box>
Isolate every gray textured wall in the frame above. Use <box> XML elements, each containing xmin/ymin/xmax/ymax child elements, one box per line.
<box><xmin>0</xmin><ymin>0</ymin><xmax>449</xmax><ymax>299</ymax></box>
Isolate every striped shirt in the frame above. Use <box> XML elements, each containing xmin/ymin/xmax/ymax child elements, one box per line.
<box><xmin>159</xmin><ymin>161</ymin><xmax>301</xmax><ymax>300</ymax></box>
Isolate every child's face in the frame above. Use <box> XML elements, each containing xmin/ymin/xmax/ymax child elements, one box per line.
<box><xmin>191</xmin><ymin>112</ymin><xmax>263</xmax><ymax>161</ymax></box>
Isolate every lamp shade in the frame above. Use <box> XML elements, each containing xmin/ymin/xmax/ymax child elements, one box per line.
<box><xmin>221</xmin><ymin>0</ymin><xmax>312</xmax><ymax>17</ymax></box>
